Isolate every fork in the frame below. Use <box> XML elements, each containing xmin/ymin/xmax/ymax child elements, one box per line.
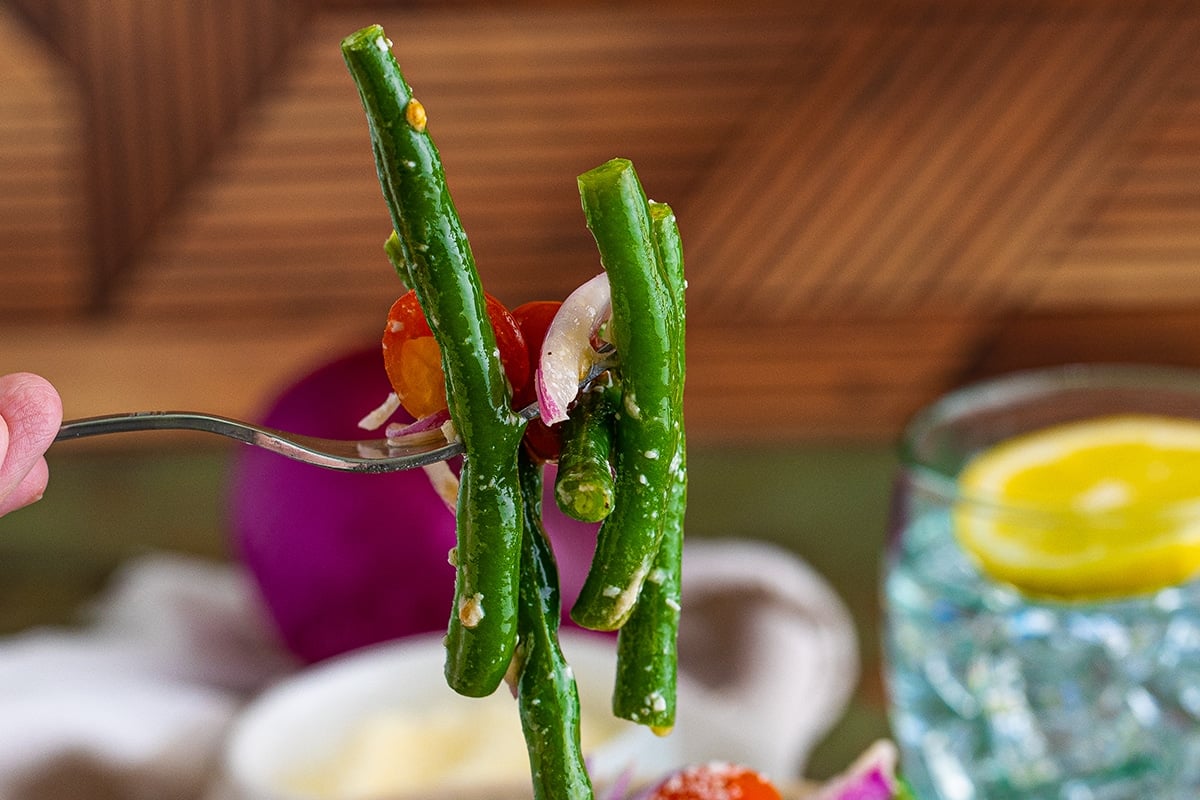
<box><xmin>53</xmin><ymin>400</ymin><xmax>544</xmax><ymax>473</ymax></box>
<box><xmin>53</xmin><ymin>359</ymin><xmax>615</xmax><ymax>473</ymax></box>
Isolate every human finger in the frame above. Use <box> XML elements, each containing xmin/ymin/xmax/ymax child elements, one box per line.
<box><xmin>0</xmin><ymin>455</ymin><xmax>49</xmax><ymax>516</ymax></box>
<box><xmin>0</xmin><ymin>373</ymin><xmax>63</xmax><ymax>513</ymax></box>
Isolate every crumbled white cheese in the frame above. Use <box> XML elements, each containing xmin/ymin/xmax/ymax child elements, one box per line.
<box><xmin>458</xmin><ymin>593</ymin><xmax>485</xmax><ymax>628</ymax></box>
<box><xmin>623</xmin><ymin>392</ymin><xmax>641</xmax><ymax>419</ymax></box>
<box><xmin>279</xmin><ymin>649</ymin><xmax>635</xmax><ymax>796</ymax></box>
<box><xmin>422</xmin><ymin>462</ymin><xmax>460</xmax><ymax>512</ymax></box>
<box><xmin>358</xmin><ymin>392</ymin><xmax>400</xmax><ymax>430</ymax></box>
<box><xmin>606</xmin><ymin>563</ymin><xmax>651</xmax><ymax>622</ymax></box>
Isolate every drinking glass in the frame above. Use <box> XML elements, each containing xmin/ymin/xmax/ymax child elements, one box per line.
<box><xmin>882</xmin><ymin>364</ymin><xmax>1200</xmax><ymax>800</ymax></box>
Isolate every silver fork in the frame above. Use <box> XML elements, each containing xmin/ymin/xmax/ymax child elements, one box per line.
<box><xmin>53</xmin><ymin>400</ymin><xmax>543</xmax><ymax>473</ymax></box>
<box><xmin>53</xmin><ymin>360</ymin><xmax>615</xmax><ymax>473</ymax></box>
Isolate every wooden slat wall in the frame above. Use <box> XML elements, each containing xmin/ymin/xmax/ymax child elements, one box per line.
<box><xmin>684</xmin><ymin>1</ymin><xmax>1200</xmax><ymax>322</ymax></box>
<box><xmin>127</xmin><ymin>5</ymin><xmax>823</xmax><ymax>319</ymax></box>
<box><xmin>4</xmin><ymin>0</ymin><xmax>312</xmax><ymax>310</ymax></box>
<box><xmin>685</xmin><ymin>319</ymin><xmax>985</xmax><ymax>442</ymax></box>
<box><xmin>1032</xmin><ymin>45</ymin><xmax>1200</xmax><ymax>308</ymax></box>
<box><xmin>0</xmin><ymin>4</ymin><xmax>84</xmax><ymax>320</ymax></box>
<box><xmin>4</xmin><ymin>1</ymin><xmax>1200</xmax><ymax>442</ymax></box>
<box><xmin>968</xmin><ymin>310</ymin><xmax>1200</xmax><ymax>380</ymax></box>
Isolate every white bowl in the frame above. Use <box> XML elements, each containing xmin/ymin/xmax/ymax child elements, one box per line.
<box><xmin>221</xmin><ymin>630</ymin><xmax>683</xmax><ymax>800</ymax></box>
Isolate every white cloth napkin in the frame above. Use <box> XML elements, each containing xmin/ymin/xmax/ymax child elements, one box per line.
<box><xmin>0</xmin><ymin>542</ymin><xmax>857</xmax><ymax>799</ymax></box>
<box><xmin>0</xmin><ymin>555</ymin><xmax>296</xmax><ymax>800</ymax></box>
<box><xmin>675</xmin><ymin>540</ymin><xmax>860</xmax><ymax>779</ymax></box>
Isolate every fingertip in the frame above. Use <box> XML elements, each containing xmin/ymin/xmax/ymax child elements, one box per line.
<box><xmin>0</xmin><ymin>372</ymin><xmax>62</xmax><ymax>452</ymax></box>
<box><xmin>0</xmin><ymin>456</ymin><xmax>49</xmax><ymax>516</ymax></box>
<box><xmin>0</xmin><ymin>373</ymin><xmax>61</xmax><ymax>516</ymax></box>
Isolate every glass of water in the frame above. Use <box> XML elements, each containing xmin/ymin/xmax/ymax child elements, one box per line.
<box><xmin>882</xmin><ymin>364</ymin><xmax>1200</xmax><ymax>800</ymax></box>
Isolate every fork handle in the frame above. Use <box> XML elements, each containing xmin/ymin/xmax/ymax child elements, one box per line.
<box><xmin>55</xmin><ymin>411</ymin><xmax>258</xmax><ymax>444</ymax></box>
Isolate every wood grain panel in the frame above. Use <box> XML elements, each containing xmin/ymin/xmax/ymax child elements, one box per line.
<box><xmin>124</xmin><ymin>5</ymin><xmax>818</xmax><ymax>323</ymax></box>
<box><xmin>967</xmin><ymin>310</ymin><xmax>1200</xmax><ymax>380</ymax></box>
<box><xmin>0</xmin><ymin>4</ymin><xmax>84</xmax><ymax>319</ymax></box>
<box><xmin>4</xmin><ymin>0</ymin><xmax>312</xmax><ymax>308</ymax></box>
<box><xmin>684</xmin><ymin>2</ymin><xmax>1200</xmax><ymax>323</ymax></box>
<box><xmin>1032</xmin><ymin>40</ymin><xmax>1200</xmax><ymax>309</ymax></box>
<box><xmin>685</xmin><ymin>319</ymin><xmax>985</xmax><ymax>441</ymax></box>
<box><xmin>5</xmin><ymin>1</ymin><xmax>1200</xmax><ymax>442</ymax></box>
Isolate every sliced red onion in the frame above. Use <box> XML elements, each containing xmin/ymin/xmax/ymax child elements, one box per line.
<box><xmin>536</xmin><ymin>272</ymin><xmax>612</xmax><ymax>425</ymax></box>
<box><xmin>384</xmin><ymin>408</ymin><xmax>451</xmax><ymax>440</ymax></box>
<box><xmin>814</xmin><ymin>740</ymin><xmax>901</xmax><ymax>800</ymax></box>
<box><xmin>599</xmin><ymin>766</ymin><xmax>639</xmax><ymax>800</ymax></box>
<box><xmin>385</xmin><ymin>428</ymin><xmax>449</xmax><ymax>449</ymax></box>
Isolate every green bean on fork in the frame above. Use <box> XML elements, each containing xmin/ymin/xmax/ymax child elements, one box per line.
<box><xmin>342</xmin><ymin>25</ymin><xmax>525</xmax><ymax>698</ymax></box>
<box><xmin>555</xmin><ymin>373</ymin><xmax>619</xmax><ymax>524</ymax></box>
<box><xmin>516</xmin><ymin>449</ymin><xmax>595</xmax><ymax>800</ymax></box>
<box><xmin>612</xmin><ymin>200</ymin><xmax>687</xmax><ymax>731</ymax></box>
<box><xmin>571</xmin><ymin>158</ymin><xmax>681</xmax><ymax>632</ymax></box>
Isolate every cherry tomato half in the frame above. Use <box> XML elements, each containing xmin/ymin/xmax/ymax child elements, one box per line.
<box><xmin>511</xmin><ymin>300</ymin><xmax>563</xmax><ymax>461</ymax></box>
<box><xmin>382</xmin><ymin>290</ymin><xmax>529</xmax><ymax>419</ymax></box>
<box><xmin>647</xmin><ymin>763</ymin><xmax>784</xmax><ymax>800</ymax></box>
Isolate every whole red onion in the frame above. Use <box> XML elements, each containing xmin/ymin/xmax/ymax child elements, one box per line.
<box><xmin>228</xmin><ymin>346</ymin><xmax>598</xmax><ymax>664</ymax></box>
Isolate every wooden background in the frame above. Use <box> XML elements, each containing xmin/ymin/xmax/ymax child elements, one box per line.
<box><xmin>3</xmin><ymin>0</ymin><xmax>1200</xmax><ymax>444</ymax></box>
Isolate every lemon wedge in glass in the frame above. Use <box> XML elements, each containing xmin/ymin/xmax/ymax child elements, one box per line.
<box><xmin>954</xmin><ymin>414</ymin><xmax>1200</xmax><ymax>600</ymax></box>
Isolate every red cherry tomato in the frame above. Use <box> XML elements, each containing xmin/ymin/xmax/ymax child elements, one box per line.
<box><xmin>510</xmin><ymin>300</ymin><xmax>562</xmax><ymax>402</ymax></box>
<box><xmin>382</xmin><ymin>290</ymin><xmax>529</xmax><ymax>419</ymax></box>
<box><xmin>486</xmin><ymin>295</ymin><xmax>532</xmax><ymax>398</ymax></box>
<box><xmin>511</xmin><ymin>300</ymin><xmax>564</xmax><ymax>461</ymax></box>
<box><xmin>647</xmin><ymin>763</ymin><xmax>784</xmax><ymax>800</ymax></box>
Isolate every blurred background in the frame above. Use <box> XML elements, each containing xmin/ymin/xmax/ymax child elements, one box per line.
<box><xmin>3</xmin><ymin>0</ymin><xmax>1200</xmax><ymax>780</ymax></box>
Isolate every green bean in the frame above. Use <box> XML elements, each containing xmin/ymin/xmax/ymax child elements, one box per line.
<box><xmin>650</xmin><ymin>202</ymin><xmax>686</xmax><ymax>445</ymax></box>
<box><xmin>571</xmin><ymin>158</ymin><xmax>679</xmax><ymax>631</ymax></box>
<box><xmin>515</xmin><ymin>450</ymin><xmax>595</xmax><ymax>800</ymax></box>
<box><xmin>613</xmin><ymin>499</ymin><xmax>682</xmax><ymax>731</ymax></box>
<box><xmin>342</xmin><ymin>25</ymin><xmax>524</xmax><ymax>697</ymax></box>
<box><xmin>383</xmin><ymin>230</ymin><xmax>412</xmax><ymax>290</ymax></box>
<box><xmin>650</xmin><ymin>202</ymin><xmax>687</xmax><ymax>337</ymax></box>
<box><xmin>612</xmin><ymin>201</ymin><xmax>686</xmax><ymax>730</ymax></box>
<box><xmin>554</xmin><ymin>373</ymin><xmax>618</xmax><ymax>523</ymax></box>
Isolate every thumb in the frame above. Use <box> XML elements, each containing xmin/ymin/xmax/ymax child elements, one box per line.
<box><xmin>0</xmin><ymin>373</ymin><xmax>63</xmax><ymax>515</ymax></box>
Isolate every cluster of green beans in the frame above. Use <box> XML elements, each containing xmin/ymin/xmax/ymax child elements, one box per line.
<box><xmin>570</xmin><ymin>163</ymin><xmax>687</xmax><ymax>732</ymax></box>
<box><xmin>342</xmin><ymin>25</ymin><xmax>686</xmax><ymax>800</ymax></box>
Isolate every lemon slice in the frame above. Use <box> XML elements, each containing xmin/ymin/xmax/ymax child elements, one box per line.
<box><xmin>954</xmin><ymin>414</ymin><xmax>1200</xmax><ymax>600</ymax></box>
